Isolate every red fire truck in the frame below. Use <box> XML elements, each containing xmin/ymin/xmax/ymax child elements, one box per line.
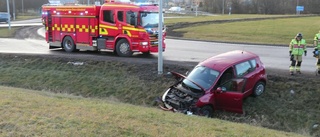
<box><xmin>41</xmin><ymin>0</ymin><xmax>165</xmax><ymax>57</ymax></box>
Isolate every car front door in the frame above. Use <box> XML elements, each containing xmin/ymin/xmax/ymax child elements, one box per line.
<box><xmin>214</xmin><ymin>78</ymin><xmax>247</xmax><ymax>113</ymax></box>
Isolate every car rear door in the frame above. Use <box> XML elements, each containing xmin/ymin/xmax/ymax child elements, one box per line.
<box><xmin>234</xmin><ymin>60</ymin><xmax>256</xmax><ymax>96</ymax></box>
<box><xmin>214</xmin><ymin>78</ymin><xmax>246</xmax><ymax>113</ymax></box>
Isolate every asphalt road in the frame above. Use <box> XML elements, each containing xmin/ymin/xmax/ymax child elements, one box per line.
<box><xmin>0</xmin><ymin>19</ymin><xmax>317</xmax><ymax>73</ymax></box>
<box><xmin>164</xmin><ymin>39</ymin><xmax>316</xmax><ymax>72</ymax></box>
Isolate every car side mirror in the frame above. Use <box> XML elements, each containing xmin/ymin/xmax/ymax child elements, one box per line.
<box><xmin>216</xmin><ymin>87</ymin><xmax>226</xmax><ymax>93</ymax></box>
<box><xmin>130</xmin><ymin>17</ymin><xmax>135</xmax><ymax>26</ymax></box>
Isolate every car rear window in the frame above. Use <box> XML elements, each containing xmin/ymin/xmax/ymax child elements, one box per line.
<box><xmin>235</xmin><ymin>61</ymin><xmax>252</xmax><ymax>77</ymax></box>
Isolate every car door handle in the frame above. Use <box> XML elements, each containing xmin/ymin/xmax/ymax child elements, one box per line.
<box><xmin>234</xmin><ymin>98</ymin><xmax>240</xmax><ymax>101</ymax></box>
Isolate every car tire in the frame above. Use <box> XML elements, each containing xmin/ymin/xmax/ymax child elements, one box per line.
<box><xmin>199</xmin><ymin>105</ymin><xmax>213</xmax><ymax>118</ymax></box>
<box><xmin>252</xmin><ymin>81</ymin><xmax>265</xmax><ymax>97</ymax></box>
<box><xmin>116</xmin><ymin>39</ymin><xmax>132</xmax><ymax>57</ymax></box>
<box><xmin>62</xmin><ymin>36</ymin><xmax>76</xmax><ymax>52</ymax></box>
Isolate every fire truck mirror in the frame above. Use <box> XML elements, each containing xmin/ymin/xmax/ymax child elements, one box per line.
<box><xmin>141</xmin><ymin>13</ymin><xmax>147</xmax><ymax>17</ymax></box>
<box><xmin>129</xmin><ymin>13</ymin><xmax>136</xmax><ymax>27</ymax></box>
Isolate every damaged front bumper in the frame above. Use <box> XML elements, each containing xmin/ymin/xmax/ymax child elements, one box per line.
<box><xmin>156</xmin><ymin>86</ymin><xmax>202</xmax><ymax>115</ymax></box>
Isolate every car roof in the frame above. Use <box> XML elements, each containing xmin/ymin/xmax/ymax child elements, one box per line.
<box><xmin>199</xmin><ymin>50</ymin><xmax>258</xmax><ymax>72</ymax></box>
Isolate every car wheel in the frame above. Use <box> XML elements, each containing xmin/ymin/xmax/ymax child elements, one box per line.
<box><xmin>116</xmin><ymin>39</ymin><xmax>132</xmax><ymax>57</ymax></box>
<box><xmin>62</xmin><ymin>36</ymin><xmax>76</xmax><ymax>52</ymax></box>
<box><xmin>253</xmin><ymin>81</ymin><xmax>265</xmax><ymax>97</ymax></box>
<box><xmin>199</xmin><ymin>106</ymin><xmax>213</xmax><ymax>118</ymax></box>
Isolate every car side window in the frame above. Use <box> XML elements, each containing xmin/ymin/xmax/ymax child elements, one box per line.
<box><xmin>216</xmin><ymin>67</ymin><xmax>234</xmax><ymax>88</ymax></box>
<box><xmin>103</xmin><ymin>10</ymin><xmax>114</xmax><ymax>24</ymax></box>
<box><xmin>235</xmin><ymin>61</ymin><xmax>252</xmax><ymax>77</ymax></box>
<box><xmin>249</xmin><ymin>59</ymin><xmax>257</xmax><ymax>69</ymax></box>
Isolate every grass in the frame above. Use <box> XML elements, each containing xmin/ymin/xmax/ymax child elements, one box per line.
<box><xmin>0</xmin><ymin>13</ymin><xmax>319</xmax><ymax>136</ymax></box>
<box><xmin>0</xmin><ymin>86</ymin><xmax>304</xmax><ymax>137</ymax></box>
<box><xmin>14</xmin><ymin>15</ymin><xmax>40</xmax><ymax>21</ymax></box>
<box><xmin>0</xmin><ymin>54</ymin><xmax>172</xmax><ymax>106</ymax></box>
<box><xmin>171</xmin><ymin>16</ymin><xmax>320</xmax><ymax>45</ymax></box>
<box><xmin>0</xmin><ymin>54</ymin><xmax>319</xmax><ymax>136</ymax></box>
<box><xmin>164</xmin><ymin>14</ymin><xmax>295</xmax><ymax>25</ymax></box>
<box><xmin>0</xmin><ymin>27</ymin><xmax>20</xmax><ymax>38</ymax></box>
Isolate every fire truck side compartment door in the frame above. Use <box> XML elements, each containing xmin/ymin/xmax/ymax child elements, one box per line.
<box><xmin>97</xmin><ymin>38</ymin><xmax>106</xmax><ymax>49</ymax></box>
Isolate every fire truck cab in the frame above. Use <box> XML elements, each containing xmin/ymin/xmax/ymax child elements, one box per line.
<box><xmin>41</xmin><ymin>0</ymin><xmax>165</xmax><ymax>57</ymax></box>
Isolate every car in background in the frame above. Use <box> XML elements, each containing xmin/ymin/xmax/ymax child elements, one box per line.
<box><xmin>0</xmin><ymin>12</ymin><xmax>10</xmax><ymax>23</ymax></box>
<box><xmin>157</xmin><ymin>50</ymin><xmax>267</xmax><ymax>117</ymax></box>
<box><xmin>168</xmin><ymin>6</ymin><xmax>181</xmax><ymax>12</ymax></box>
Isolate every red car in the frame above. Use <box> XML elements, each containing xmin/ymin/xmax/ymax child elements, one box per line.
<box><xmin>158</xmin><ymin>50</ymin><xmax>267</xmax><ymax>117</ymax></box>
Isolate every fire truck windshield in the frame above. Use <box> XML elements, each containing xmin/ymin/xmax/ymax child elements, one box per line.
<box><xmin>140</xmin><ymin>12</ymin><xmax>163</xmax><ymax>28</ymax></box>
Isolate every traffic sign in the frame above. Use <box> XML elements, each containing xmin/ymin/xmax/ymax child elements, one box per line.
<box><xmin>296</xmin><ymin>6</ymin><xmax>304</xmax><ymax>11</ymax></box>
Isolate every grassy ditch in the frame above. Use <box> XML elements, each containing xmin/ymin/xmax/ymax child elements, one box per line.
<box><xmin>0</xmin><ymin>86</ymin><xmax>303</xmax><ymax>137</ymax></box>
<box><xmin>0</xmin><ymin>54</ymin><xmax>319</xmax><ymax>136</ymax></box>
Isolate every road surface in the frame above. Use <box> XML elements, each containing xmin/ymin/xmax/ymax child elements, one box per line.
<box><xmin>0</xmin><ymin>22</ymin><xmax>317</xmax><ymax>73</ymax></box>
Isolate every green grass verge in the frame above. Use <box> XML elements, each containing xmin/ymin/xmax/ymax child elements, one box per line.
<box><xmin>0</xmin><ymin>54</ymin><xmax>319</xmax><ymax>136</ymax></box>
<box><xmin>164</xmin><ymin>14</ymin><xmax>295</xmax><ymax>25</ymax></box>
<box><xmin>0</xmin><ymin>86</ymin><xmax>303</xmax><ymax>137</ymax></box>
<box><xmin>172</xmin><ymin>16</ymin><xmax>320</xmax><ymax>45</ymax></box>
<box><xmin>0</xmin><ymin>27</ymin><xmax>20</xmax><ymax>38</ymax></box>
<box><xmin>14</xmin><ymin>15</ymin><xmax>40</xmax><ymax>21</ymax></box>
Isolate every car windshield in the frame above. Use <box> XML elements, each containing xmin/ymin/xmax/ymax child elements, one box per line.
<box><xmin>140</xmin><ymin>12</ymin><xmax>163</xmax><ymax>28</ymax></box>
<box><xmin>182</xmin><ymin>66</ymin><xmax>220</xmax><ymax>91</ymax></box>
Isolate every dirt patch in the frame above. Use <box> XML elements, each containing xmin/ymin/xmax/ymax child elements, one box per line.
<box><xmin>14</xmin><ymin>26</ymin><xmax>44</xmax><ymax>40</ymax></box>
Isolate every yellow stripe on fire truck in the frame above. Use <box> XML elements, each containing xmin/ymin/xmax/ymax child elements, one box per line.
<box><xmin>102</xmin><ymin>5</ymin><xmax>139</xmax><ymax>9</ymax></box>
<box><xmin>69</xmin><ymin>25</ymin><xmax>74</xmax><ymax>32</ymax></box>
<box><xmin>122</xmin><ymin>26</ymin><xmax>146</xmax><ymax>32</ymax></box>
<box><xmin>59</xmin><ymin>24</ymin><xmax>75</xmax><ymax>32</ymax></box>
<box><xmin>123</xmin><ymin>30</ymin><xmax>132</xmax><ymax>37</ymax></box>
<box><xmin>53</xmin><ymin>24</ymin><xmax>61</xmax><ymax>31</ymax></box>
<box><xmin>76</xmin><ymin>25</ymin><xmax>89</xmax><ymax>32</ymax></box>
<box><xmin>99</xmin><ymin>24</ymin><xmax>118</xmax><ymax>35</ymax></box>
<box><xmin>99</xmin><ymin>24</ymin><xmax>118</xmax><ymax>30</ymax></box>
<box><xmin>90</xmin><ymin>26</ymin><xmax>98</xmax><ymax>33</ymax></box>
<box><xmin>51</xmin><ymin>24</ymin><xmax>97</xmax><ymax>33</ymax></box>
<box><xmin>99</xmin><ymin>28</ymin><xmax>108</xmax><ymax>35</ymax></box>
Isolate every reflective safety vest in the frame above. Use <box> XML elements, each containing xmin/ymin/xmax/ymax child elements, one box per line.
<box><xmin>314</xmin><ymin>33</ymin><xmax>320</xmax><ymax>49</ymax></box>
<box><xmin>290</xmin><ymin>39</ymin><xmax>306</xmax><ymax>56</ymax></box>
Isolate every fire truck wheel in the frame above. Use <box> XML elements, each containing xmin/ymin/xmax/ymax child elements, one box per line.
<box><xmin>142</xmin><ymin>51</ymin><xmax>151</xmax><ymax>56</ymax></box>
<box><xmin>63</xmin><ymin>36</ymin><xmax>76</xmax><ymax>52</ymax></box>
<box><xmin>116</xmin><ymin>39</ymin><xmax>132</xmax><ymax>57</ymax></box>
